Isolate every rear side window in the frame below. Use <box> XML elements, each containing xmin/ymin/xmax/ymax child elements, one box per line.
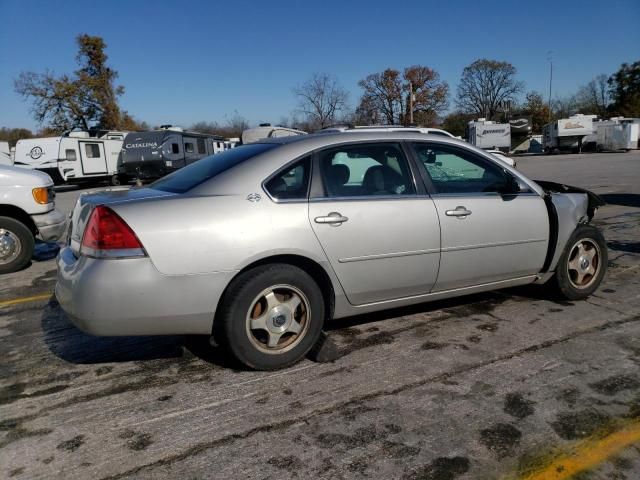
<box><xmin>197</xmin><ymin>138</ymin><xmax>206</xmax><ymax>154</ymax></box>
<box><xmin>264</xmin><ymin>156</ymin><xmax>311</xmax><ymax>200</ymax></box>
<box><xmin>185</xmin><ymin>142</ymin><xmax>194</xmax><ymax>153</ymax></box>
<box><xmin>151</xmin><ymin>143</ymin><xmax>278</xmax><ymax>193</ymax></box>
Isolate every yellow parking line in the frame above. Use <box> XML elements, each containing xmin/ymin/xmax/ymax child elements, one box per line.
<box><xmin>516</xmin><ymin>419</ymin><xmax>640</xmax><ymax>480</ymax></box>
<box><xmin>0</xmin><ymin>293</ymin><xmax>52</xmax><ymax>307</ymax></box>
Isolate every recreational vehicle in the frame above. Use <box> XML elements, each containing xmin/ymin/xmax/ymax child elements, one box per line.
<box><xmin>13</xmin><ymin>130</ymin><xmax>126</xmax><ymax>184</ymax></box>
<box><xmin>241</xmin><ymin>124</ymin><xmax>307</xmax><ymax>144</ymax></box>
<box><xmin>117</xmin><ymin>127</ymin><xmax>227</xmax><ymax>182</ymax></box>
<box><xmin>542</xmin><ymin>114</ymin><xmax>596</xmax><ymax>153</ymax></box>
<box><xmin>509</xmin><ymin>117</ymin><xmax>532</xmax><ymax>153</ymax></box>
<box><xmin>0</xmin><ymin>142</ymin><xmax>11</xmax><ymax>166</ymax></box>
<box><xmin>594</xmin><ymin>118</ymin><xmax>639</xmax><ymax>151</ymax></box>
<box><xmin>467</xmin><ymin>119</ymin><xmax>511</xmax><ymax>152</ymax></box>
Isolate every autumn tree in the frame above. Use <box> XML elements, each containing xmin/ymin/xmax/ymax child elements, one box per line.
<box><xmin>520</xmin><ymin>91</ymin><xmax>552</xmax><ymax>133</ymax></box>
<box><xmin>14</xmin><ymin>34</ymin><xmax>140</xmax><ymax>132</ymax></box>
<box><xmin>456</xmin><ymin>59</ymin><xmax>524</xmax><ymax>120</ymax></box>
<box><xmin>575</xmin><ymin>74</ymin><xmax>610</xmax><ymax>117</ymax></box>
<box><xmin>293</xmin><ymin>73</ymin><xmax>349</xmax><ymax>129</ymax></box>
<box><xmin>608</xmin><ymin>61</ymin><xmax>640</xmax><ymax>117</ymax></box>
<box><xmin>356</xmin><ymin>65</ymin><xmax>448</xmax><ymax>126</ymax></box>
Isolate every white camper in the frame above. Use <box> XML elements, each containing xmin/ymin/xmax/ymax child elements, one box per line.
<box><xmin>14</xmin><ymin>130</ymin><xmax>126</xmax><ymax>184</ymax></box>
<box><xmin>467</xmin><ymin>119</ymin><xmax>511</xmax><ymax>152</ymax></box>
<box><xmin>0</xmin><ymin>142</ymin><xmax>11</xmax><ymax>166</ymax></box>
<box><xmin>542</xmin><ymin>114</ymin><xmax>596</xmax><ymax>153</ymax></box>
<box><xmin>594</xmin><ymin>118</ymin><xmax>639</xmax><ymax>151</ymax></box>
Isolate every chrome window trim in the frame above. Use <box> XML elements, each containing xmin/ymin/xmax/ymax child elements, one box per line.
<box><xmin>310</xmin><ymin>140</ymin><xmax>420</xmax><ymax>201</ymax></box>
<box><xmin>309</xmin><ymin>194</ymin><xmax>432</xmax><ymax>203</ymax></box>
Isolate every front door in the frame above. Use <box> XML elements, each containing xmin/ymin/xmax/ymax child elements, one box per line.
<box><xmin>308</xmin><ymin>142</ymin><xmax>441</xmax><ymax>306</ymax></box>
<box><xmin>410</xmin><ymin>142</ymin><xmax>549</xmax><ymax>291</ymax></box>
<box><xmin>79</xmin><ymin>141</ymin><xmax>107</xmax><ymax>174</ymax></box>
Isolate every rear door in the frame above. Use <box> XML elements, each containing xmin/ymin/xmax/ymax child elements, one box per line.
<box><xmin>308</xmin><ymin>142</ymin><xmax>441</xmax><ymax>305</ymax></box>
<box><xmin>410</xmin><ymin>142</ymin><xmax>549</xmax><ymax>291</ymax></box>
<box><xmin>79</xmin><ymin>141</ymin><xmax>107</xmax><ymax>174</ymax></box>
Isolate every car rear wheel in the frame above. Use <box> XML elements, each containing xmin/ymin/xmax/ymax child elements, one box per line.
<box><xmin>215</xmin><ymin>264</ymin><xmax>325</xmax><ymax>370</ymax></box>
<box><xmin>552</xmin><ymin>224</ymin><xmax>607</xmax><ymax>300</ymax></box>
<box><xmin>0</xmin><ymin>216</ymin><xmax>34</xmax><ymax>274</ymax></box>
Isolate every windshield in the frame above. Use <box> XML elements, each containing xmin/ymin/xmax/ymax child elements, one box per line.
<box><xmin>150</xmin><ymin>143</ymin><xmax>277</xmax><ymax>193</ymax></box>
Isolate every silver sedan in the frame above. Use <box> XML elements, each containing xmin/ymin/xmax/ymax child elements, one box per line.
<box><xmin>56</xmin><ymin>132</ymin><xmax>607</xmax><ymax>370</ymax></box>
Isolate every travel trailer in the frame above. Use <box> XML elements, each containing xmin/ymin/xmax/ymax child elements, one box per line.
<box><xmin>0</xmin><ymin>142</ymin><xmax>11</xmax><ymax>166</ymax></box>
<box><xmin>509</xmin><ymin>117</ymin><xmax>532</xmax><ymax>153</ymax></box>
<box><xmin>13</xmin><ymin>130</ymin><xmax>126</xmax><ymax>184</ymax></box>
<box><xmin>594</xmin><ymin>118</ymin><xmax>639</xmax><ymax>151</ymax></box>
<box><xmin>467</xmin><ymin>119</ymin><xmax>511</xmax><ymax>152</ymax></box>
<box><xmin>117</xmin><ymin>126</ymin><xmax>227</xmax><ymax>182</ymax></box>
<box><xmin>542</xmin><ymin>114</ymin><xmax>596</xmax><ymax>153</ymax></box>
<box><xmin>241</xmin><ymin>124</ymin><xmax>307</xmax><ymax>144</ymax></box>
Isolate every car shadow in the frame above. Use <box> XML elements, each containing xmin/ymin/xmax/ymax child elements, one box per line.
<box><xmin>40</xmin><ymin>296</ymin><xmax>239</xmax><ymax>369</ymax></box>
<box><xmin>600</xmin><ymin>193</ymin><xmax>640</xmax><ymax>208</ymax></box>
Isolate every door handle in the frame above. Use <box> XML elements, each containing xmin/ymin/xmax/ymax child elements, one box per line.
<box><xmin>314</xmin><ymin>212</ymin><xmax>349</xmax><ymax>225</ymax></box>
<box><xmin>445</xmin><ymin>206</ymin><xmax>472</xmax><ymax>218</ymax></box>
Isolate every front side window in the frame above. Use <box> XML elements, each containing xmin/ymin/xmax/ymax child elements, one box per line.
<box><xmin>319</xmin><ymin>143</ymin><xmax>415</xmax><ymax>198</ymax></box>
<box><xmin>411</xmin><ymin>143</ymin><xmax>508</xmax><ymax>194</ymax></box>
<box><xmin>84</xmin><ymin>143</ymin><xmax>100</xmax><ymax>158</ymax></box>
<box><xmin>264</xmin><ymin>156</ymin><xmax>311</xmax><ymax>200</ymax></box>
<box><xmin>65</xmin><ymin>149</ymin><xmax>77</xmax><ymax>161</ymax></box>
<box><xmin>171</xmin><ymin>143</ymin><xmax>180</xmax><ymax>154</ymax></box>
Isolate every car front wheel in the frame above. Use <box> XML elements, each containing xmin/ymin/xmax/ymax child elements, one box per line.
<box><xmin>552</xmin><ymin>224</ymin><xmax>607</xmax><ymax>300</ymax></box>
<box><xmin>215</xmin><ymin>264</ymin><xmax>325</xmax><ymax>370</ymax></box>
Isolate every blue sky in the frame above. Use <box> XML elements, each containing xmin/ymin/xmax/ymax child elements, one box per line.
<box><xmin>1</xmin><ymin>0</ymin><xmax>638</xmax><ymax>130</ymax></box>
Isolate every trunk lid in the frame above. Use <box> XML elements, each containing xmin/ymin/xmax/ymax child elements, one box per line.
<box><xmin>68</xmin><ymin>187</ymin><xmax>175</xmax><ymax>255</ymax></box>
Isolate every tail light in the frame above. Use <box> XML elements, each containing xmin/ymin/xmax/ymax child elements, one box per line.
<box><xmin>81</xmin><ymin>206</ymin><xmax>146</xmax><ymax>258</ymax></box>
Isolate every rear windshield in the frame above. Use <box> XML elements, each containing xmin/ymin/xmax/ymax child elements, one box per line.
<box><xmin>150</xmin><ymin>143</ymin><xmax>277</xmax><ymax>193</ymax></box>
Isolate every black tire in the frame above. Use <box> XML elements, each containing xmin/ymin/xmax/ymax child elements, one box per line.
<box><xmin>0</xmin><ymin>216</ymin><xmax>35</xmax><ymax>274</ymax></box>
<box><xmin>110</xmin><ymin>174</ymin><xmax>121</xmax><ymax>186</ymax></box>
<box><xmin>551</xmin><ymin>224</ymin><xmax>607</xmax><ymax>300</ymax></box>
<box><xmin>214</xmin><ymin>264</ymin><xmax>325</xmax><ymax>370</ymax></box>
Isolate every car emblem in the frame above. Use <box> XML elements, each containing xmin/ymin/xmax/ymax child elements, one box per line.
<box><xmin>246</xmin><ymin>193</ymin><xmax>261</xmax><ymax>202</ymax></box>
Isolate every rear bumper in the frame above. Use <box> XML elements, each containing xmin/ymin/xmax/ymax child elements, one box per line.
<box><xmin>32</xmin><ymin>209</ymin><xmax>67</xmax><ymax>242</ymax></box>
<box><xmin>55</xmin><ymin>247</ymin><xmax>235</xmax><ymax>336</ymax></box>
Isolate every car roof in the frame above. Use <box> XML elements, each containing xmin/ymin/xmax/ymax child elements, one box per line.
<box><xmin>255</xmin><ymin>130</ymin><xmax>462</xmax><ymax>147</ymax></box>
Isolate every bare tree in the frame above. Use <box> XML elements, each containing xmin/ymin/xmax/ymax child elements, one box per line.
<box><xmin>293</xmin><ymin>73</ymin><xmax>349</xmax><ymax>129</ymax></box>
<box><xmin>576</xmin><ymin>74</ymin><xmax>610</xmax><ymax>117</ymax></box>
<box><xmin>455</xmin><ymin>59</ymin><xmax>524</xmax><ymax>120</ymax></box>
<box><xmin>357</xmin><ymin>69</ymin><xmax>403</xmax><ymax>125</ymax></box>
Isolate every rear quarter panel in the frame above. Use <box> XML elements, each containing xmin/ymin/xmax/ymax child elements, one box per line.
<box><xmin>111</xmin><ymin>195</ymin><xmax>329</xmax><ymax>276</ymax></box>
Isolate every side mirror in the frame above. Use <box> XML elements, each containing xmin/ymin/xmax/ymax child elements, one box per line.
<box><xmin>500</xmin><ymin>172</ymin><xmax>521</xmax><ymax>194</ymax></box>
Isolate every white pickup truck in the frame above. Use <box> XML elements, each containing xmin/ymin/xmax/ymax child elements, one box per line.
<box><xmin>0</xmin><ymin>164</ymin><xmax>67</xmax><ymax>273</ymax></box>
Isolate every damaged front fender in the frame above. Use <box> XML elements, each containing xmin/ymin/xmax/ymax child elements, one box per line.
<box><xmin>535</xmin><ymin>180</ymin><xmax>606</xmax><ymax>277</ymax></box>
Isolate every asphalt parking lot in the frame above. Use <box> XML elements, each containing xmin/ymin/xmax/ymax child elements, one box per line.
<box><xmin>1</xmin><ymin>151</ymin><xmax>639</xmax><ymax>479</ymax></box>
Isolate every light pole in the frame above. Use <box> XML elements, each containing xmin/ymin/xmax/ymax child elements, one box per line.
<box><xmin>547</xmin><ymin>51</ymin><xmax>553</xmax><ymax>123</ymax></box>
